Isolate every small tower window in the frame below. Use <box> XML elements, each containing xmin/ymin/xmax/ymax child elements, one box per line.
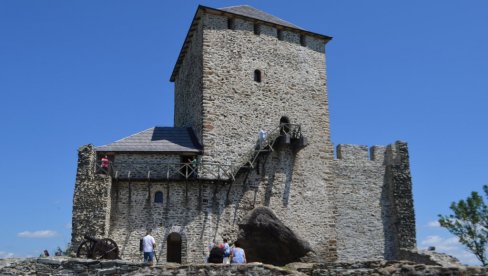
<box><xmin>154</xmin><ymin>191</ymin><xmax>163</xmax><ymax>203</ymax></box>
<box><xmin>253</xmin><ymin>23</ymin><xmax>260</xmax><ymax>35</ymax></box>
<box><xmin>254</xmin><ymin>70</ymin><xmax>262</xmax><ymax>83</ymax></box>
<box><xmin>300</xmin><ymin>34</ymin><xmax>306</xmax><ymax>46</ymax></box>
<box><xmin>227</xmin><ymin>18</ymin><xmax>235</xmax><ymax>30</ymax></box>
<box><xmin>277</xmin><ymin>29</ymin><xmax>283</xmax><ymax>41</ymax></box>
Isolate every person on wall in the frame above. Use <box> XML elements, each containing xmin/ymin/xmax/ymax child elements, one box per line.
<box><xmin>100</xmin><ymin>155</ymin><xmax>110</xmax><ymax>174</ymax></box>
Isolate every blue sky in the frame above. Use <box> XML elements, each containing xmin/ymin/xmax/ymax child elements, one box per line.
<box><xmin>1</xmin><ymin>0</ymin><xmax>487</xmax><ymax>264</ymax></box>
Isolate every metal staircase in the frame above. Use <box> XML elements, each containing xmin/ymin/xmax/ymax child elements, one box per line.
<box><xmin>229</xmin><ymin>123</ymin><xmax>303</xmax><ymax>180</ymax></box>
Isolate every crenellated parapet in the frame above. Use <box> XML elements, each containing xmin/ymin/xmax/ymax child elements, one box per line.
<box><xmin>332</xmin><ymin>141</ymin><xmax>415</xmax><ymax>262</ymax></box>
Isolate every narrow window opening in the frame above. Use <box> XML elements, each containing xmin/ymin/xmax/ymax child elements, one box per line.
<box><xmin>300</xmin><ymin>34</ymin><xmax>306</xmax><ymax>46</ymax></box>
<box><xmin>254</xmin><ymin>70</ymin><xmax>262</xmax><ymax>83</ymax></box>
<box><xmin>154</xmin><ymin>191</ymin><xmax>163</xmax><ymax>203</ymax></box>
<box><xmin>277</xmin><ymin>29</ymin><xmax>283</xmax><ymax>41</ymax></box>
<box><xmin>227</xmin><ymin>18</ymin><xmax>235</xmax><ymax>30</ymax></box>
<box><xmin>253</xmin><ymin>23</ymin><xmax>260</xmax><ymax>35</ymax></box>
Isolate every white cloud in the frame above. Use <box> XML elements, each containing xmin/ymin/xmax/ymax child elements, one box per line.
<box><xmin>17</xmin><ymin>230</ymin><xmax>58</xmax><ymax>238</ymax></box>
<box><xmin>64</xmin><ymin>223</ymin><xmax>72</xmax><ymax>230</ymax></box>
<box><xmin>0</xmin><ymin>251</ymin><xmax>15</xmax><ymax>258</ymax></box>
<box><xmin>420</xmin><ymin>235</ymin><xmax>480</xmax><ymax>265</ymax></box>
<box><xmin>426</xmin><ymin>220</ymin><xmax>441</xmax><ymax>228</ymax></box>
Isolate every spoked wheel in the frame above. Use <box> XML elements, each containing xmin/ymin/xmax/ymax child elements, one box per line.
<box><xmin>76</xmin><ymin>240</ymin><xmax>95</xmax><ymax>259</ymax></box>
<box><xmin>93</xmin><ymin>238</ymin><xmax>119</xmax><ymax>260</ymax></box>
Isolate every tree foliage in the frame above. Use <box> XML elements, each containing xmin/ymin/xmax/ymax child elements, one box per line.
<box><xmin>438</xmin><ymin>185</ymin><xmax>488</xmax><ymax>266</ymax></box>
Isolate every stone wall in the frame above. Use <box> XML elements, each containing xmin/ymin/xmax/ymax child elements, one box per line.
<box><xmin>2</xmin><ymin>258</ymin><xmax>487</xmax><ymax>275</ymax></box>
<box><xmin>112</xmin><ymin>153</ymin><xmax>182</xmax><ymax>179</ymax></box>
<box><xmin>71</xmin><ymin>145</ymin><xmax>112</xmax><ymax>253</ymax></box>
<box><xmin>199</xmin><ymin>12</ymin><xmax>337</xmax><ymax>261</ymax></box>
<box><xmin>174</xmin><ymin>17</ymin><xmax>204</xmax><ymax>144</ymax></box>
<box><xmin>107</xmin><ymin>144</ymin><xmax>334</xmax><ymax>264</ymax></box>
<box><xmin>108</xmin><ymin>180</ymin><xmax>214</xmax><ymax>263</ymax></box>
<box><xmin>332</xmin><ymin>141</ymin><xmax>416</xmax><ymax>262</ymax></box>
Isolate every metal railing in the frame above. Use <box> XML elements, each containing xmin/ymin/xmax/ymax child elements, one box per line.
<box><xmin>229</xmin><ymin>123</ymin><xmax>302</xmax><ymax>178</ymax></box>
<box><xmin>95</xmin><ymin>161</ymin><xmax>234</xmax><ymax>181</ymax></box>
<box><xmin>94</xmin><ymin>123</ymin><xmax>302</xmax><ymax>182</ymax></box>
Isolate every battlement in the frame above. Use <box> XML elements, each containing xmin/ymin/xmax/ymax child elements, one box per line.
<box><xmin>335</xmin><ymin>141</ymin><xmax>408</xmax><ymax>165</ymax></box>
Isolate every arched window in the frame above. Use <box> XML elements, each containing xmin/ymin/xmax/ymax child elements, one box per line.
<box><xmin>154</xmin><ymin>191</ymin><xmax>163</xmax><ymax>203</ymax></box>
<box><xmin>254</xmin><ymin>70</ymin><xmax>262</xmax><ymax>83</ymax></box>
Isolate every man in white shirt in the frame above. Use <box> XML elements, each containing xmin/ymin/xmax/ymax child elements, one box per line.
<box><xmin>142</xmin><ymin>229</ymin><xmax>156</xmax><ymax>265</ymax></box>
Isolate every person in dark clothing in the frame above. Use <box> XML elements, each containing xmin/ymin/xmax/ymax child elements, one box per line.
<box><xmin>207</xmin><ymin>244</ymin><xmax>224</xmax><ymax>263</ymax></box>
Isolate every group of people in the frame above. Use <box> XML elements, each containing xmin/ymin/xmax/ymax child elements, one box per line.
<box><xmin>207</xmin><ymin>239</ymin><xmax>246</xmax><ymax>264</ymax></box>
<box><xmin>140</xmin><ymin>230</ymin><xmax>246</xmax><ymax>266</ymax></box>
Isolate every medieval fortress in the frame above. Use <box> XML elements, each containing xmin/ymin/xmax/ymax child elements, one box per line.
<box><xmin>71</xmin><ymin>5</ymin><xmax>416</xmax><ymax>264</ymax></box>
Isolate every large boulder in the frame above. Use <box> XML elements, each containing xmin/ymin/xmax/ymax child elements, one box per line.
<box><xmin>237</xmin><ymin>207</ymin><xmax>312</xmax><ymax>266</ymax></box>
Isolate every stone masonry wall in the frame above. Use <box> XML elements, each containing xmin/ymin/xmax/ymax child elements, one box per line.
<box><xmin>108</xmin><ymin>145</ymin><xmax>332</xmax><ymax>264</ymax></box>
<box><xmin>199</xmin><ymin>13</ymin><xmax>337</xmax><ymax>261</ymax></box>
<box><xmin>112</xmin><ymin>153</ymin><xmax>182</xmax><ymax>179</ymax></box>
<box><xmin>174</xmin><ymin>17</ymin><xmax>204</xmax><ymax>144</ymax></box>
<box><xmin>71</xmin><ymin>145</ymin><xmax>112</xmax><ymax>253</ymax></box>
<box><xmin>108</xmin><ymin>179</ymin><xmax>217</xmax><ymax>263</ymax></box>
<box><xmin>332</xmin><ymin>141</ymin><xmax>416</xmax><ymax>262</ymax></box>
<box><xmin>3</xmin><ymin>258</ymin><xmax>487</xmax><ymax>275</ymax></box>
<box><xmin>332</xmin><ymin>144</ymin><xmax>392</xmax><ymax>261</ymax></box>
<box><xmin>385</xmin><ymin>141</ymin><xmax>416</xmax><ymax>256</ymax></box>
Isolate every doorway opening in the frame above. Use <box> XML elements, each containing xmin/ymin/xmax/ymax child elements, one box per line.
<box><xmin>166</xmin><ymin>233</ymin><xmax>182</xmax><ymax>263</ymax></box>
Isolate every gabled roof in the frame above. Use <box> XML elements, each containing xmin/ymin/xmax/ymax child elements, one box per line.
<box><xmin>219</xmin><ymin>5</ymin><xmax>300</xmax><ymax>29</ymax></box>
<box><xmin>170</xmin><ymin>5</ymin><xmax>332</xmax><ymax>82</ymax></box>
<box><xmin>96</xmin><ymin>127</ymin><xmax>202</xmax><ymax>153</ymax></box>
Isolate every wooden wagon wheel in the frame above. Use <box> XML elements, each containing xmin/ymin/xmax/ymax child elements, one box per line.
<box><xmin>93</xmin><ymin>238</ymin><xmax>119</xmax><ymax>260</ymax></box>
<box><xmin>76</xmin><ymin>240</ymin><xmax>95</xmax><ymax>259</ymax></box>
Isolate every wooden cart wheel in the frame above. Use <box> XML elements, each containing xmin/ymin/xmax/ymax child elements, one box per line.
<box><xmin>76</xmin><ymin>240</ymin><xmax>95</xmax><ymax>259</ymax></box>
<box><xmin>93</xmin><ymin>238</ymin><xmax>119</xmax><ymax>260</ymax></box>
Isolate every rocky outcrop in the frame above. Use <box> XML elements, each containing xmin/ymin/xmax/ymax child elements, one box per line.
<box><xmin>399</xmin><ymin>248</ymin><xmax>463</xmax><ymax>267</ymax></box>
<box><xmin>1</xmin><ymin>258</ymin><xmax>487</xmax><ymax>275</ymax></box>
<box><xmin>237</xmin><ymin>207</ymin><xmax>313</xmax><ymax>266</ymax></box>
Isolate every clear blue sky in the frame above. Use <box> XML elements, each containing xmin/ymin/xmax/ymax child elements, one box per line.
<box><xmin>1</xmin><ymin>0</ymin><xmax>487</xmax><ymax>264</ymax></box>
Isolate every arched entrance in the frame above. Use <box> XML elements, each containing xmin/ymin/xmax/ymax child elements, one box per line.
<box><xmin>280</xmin><ymin>116</ymin><xmax>290</xmax><ymax>135</ymax></box>
<box><xmin>166</xmin><ymin>233</ymin><xmax>182</xmax><ymax>263</ymax></box>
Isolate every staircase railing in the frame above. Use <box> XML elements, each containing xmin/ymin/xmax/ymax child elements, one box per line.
<box><xmin>228</xmin><ymin>123</ymin><xmax>302</xmax><ymax>179</ymax></box>
<box><xmin>94</xmin><ymin>123</ymin><xmax>302</xmax><ymax>182</ymax></box>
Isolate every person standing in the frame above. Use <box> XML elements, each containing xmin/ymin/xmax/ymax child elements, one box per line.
<box><xmin>142</xmin><ymin>229</ymin><xmax>156</xmax><ymax>265</ymax></box>
<box><xmin>101</xmin><ymin>155</ymin><xmax>110</xmax><ymax>174</ymax></box>
<box><xmin>258</xmin><ymin>128</ymin><xmax>267</xmax><ymax>148</ymax></box>
<box><xmin>230</xmin><ymin>241</ymin><xmax>246</xmax><ymax>264</ymax></box>
<box><xmin>222</xmin><ymin>238</ymin><xmax>231</xmax><ymax>264</ymax></box>
<box><xmin>207</xmin><ymin>242</ymin><xmax>224</xmax><ymax>264</ymax></box>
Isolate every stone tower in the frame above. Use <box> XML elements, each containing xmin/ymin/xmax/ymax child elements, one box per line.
<box><xmin>171</xmin><ymin>5</ymin><xmax>337</xmax><ymax>260</ymax></box>
<box><xmin>71</xmin><ymin>5</ymin><xmax>415</xmax><ymax>264</ymax></box>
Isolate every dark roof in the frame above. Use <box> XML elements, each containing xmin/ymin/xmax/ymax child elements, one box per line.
<box><xmin>170</xmin><ymin>5</ymin><xmax>332</xmax><ymax>82</ymax></box>
<box><xmin>219</xmin><ymin>5</ymin><xmax>300</xmax><ymax>29</ymax></box>
<box><xmin>95</xmin><ymin>127</ymin><xmax>202</xmax><ymax>153</ymax></box>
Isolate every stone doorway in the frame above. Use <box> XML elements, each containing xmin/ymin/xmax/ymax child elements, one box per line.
<box><xmin>166</xmin><ymin>233</ymin><xmax>182</xmax><ymax>263</ymax></box>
